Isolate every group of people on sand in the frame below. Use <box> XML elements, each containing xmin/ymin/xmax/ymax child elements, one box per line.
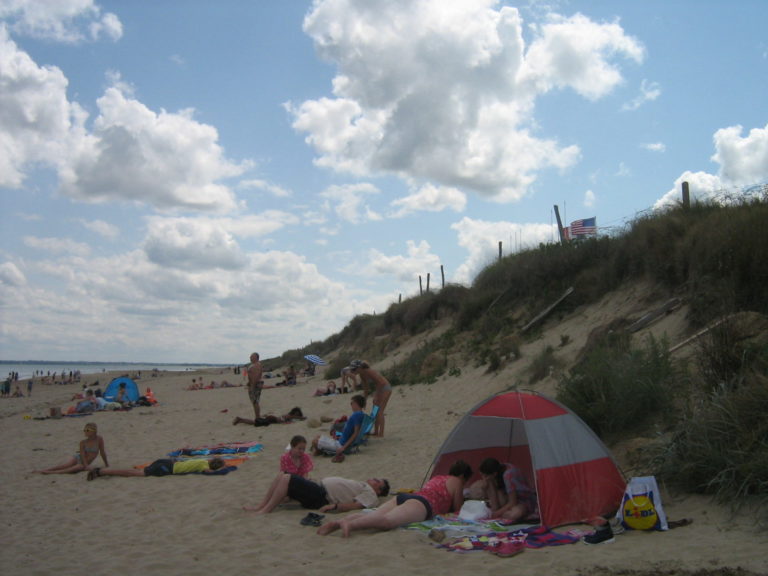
<box><xmin>231</xmin><ymin>354</ymin><xmax>392</xmax><ymax>440</ymax></box>
<box><xmin>32</xmin><ymin>349</ymin><xmax>537</xmax><ymax>540</ymax></box>
<box><xmin>186</xmin><ymin>378</ymin><xmax>239</xmax><ymax>391</ymax></box>
<box><xmin>244</xmin><ymin>455</ymin><xmax>536</xmax><ymax>539</ymax></box>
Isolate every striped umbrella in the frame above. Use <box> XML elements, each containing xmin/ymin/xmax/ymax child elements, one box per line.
<box><xmin>303</xmin><ymin>354</ymin><xmax>327</xmax><ymax>365</ymax></box>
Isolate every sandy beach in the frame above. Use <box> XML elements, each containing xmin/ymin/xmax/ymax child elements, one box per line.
<box><xmin>2</xmin><ymin>355</ymin><xmax>766</xmax><ymax>576</ymax></box>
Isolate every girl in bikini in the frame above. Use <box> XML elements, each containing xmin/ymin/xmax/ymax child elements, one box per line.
<box><xmin>350</xmin><ymin>360</ymin><xmax>392</xmax><ymax>437</ymax></box>
<box><xmin>34</xmin><ymin>422</ymin><xmax>109</xmax><ymax>474</ymax></box>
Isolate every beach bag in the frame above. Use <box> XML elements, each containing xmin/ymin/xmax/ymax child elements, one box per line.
<box><xmin>617</xmin><ymin>476</ymin><xmax>668</xmax><ymax>531</ymax></box>
<box><xmin>459</xmin><ymin>500</ymin><xmax>491</xmax><ymax>521</ymax></box>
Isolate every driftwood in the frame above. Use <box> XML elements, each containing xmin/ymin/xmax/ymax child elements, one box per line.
<box><xmin>627</xmin><ymin>298</ymin><xmax>682</xmax><ymax>333</ymax></box>
<box><xmin>669</xmin><ymin>317</ymin><xmax>728</xmax><ymax>353</ymax></box>
<box><xmin>521</xmin><ymin>287</ymin><xmax>574</xmax><ymax>333</ymax></box>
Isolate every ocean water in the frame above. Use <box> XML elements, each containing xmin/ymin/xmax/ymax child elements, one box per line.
<box><xmin>1</xmin><ymin>361</ymin><xmax>231</xmax><ymax>381</ymax></box>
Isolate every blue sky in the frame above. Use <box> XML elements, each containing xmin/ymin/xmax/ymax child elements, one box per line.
<box><xmin>1</xmin><ymin>0</ymin><xmax>766</xmax><ymax>364</ymax></box>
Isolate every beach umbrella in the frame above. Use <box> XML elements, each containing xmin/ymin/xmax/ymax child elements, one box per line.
<box><xmin>303</xmin><ymin>354</ymin><xmax>327</xmax><ymax>365</ymax></box>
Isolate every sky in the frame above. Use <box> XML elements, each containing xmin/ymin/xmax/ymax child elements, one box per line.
<box><xmin>0</xmin><ymin>0</ymin><xmax>767</xmax><ymax>364</ymax></box>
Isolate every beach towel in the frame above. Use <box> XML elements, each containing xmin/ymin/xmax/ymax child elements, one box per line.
<box><xmin>406</xmin><ymin>513</ymin><xmax>530</xmax><ymax>536</ymax></box>
<box><xmin>435</xmin><ymin>526</ymin><xmax>579</xmax><ymax>553</ymax></box>
<box><xmin>406</xmin><ymin>515</ymin><xmax>578</xmax><ymax>553</ymax></box>
<box><xmin>168</xmin><ymin>441</ymin><xmax>263</xmax><ymax>459</ymax></box>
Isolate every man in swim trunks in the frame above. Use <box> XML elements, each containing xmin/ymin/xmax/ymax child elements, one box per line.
<box><xmin>88</xmin><ymin>457</ymin><xmax>226</xmax><ymax>479</ymax></box>
<box><xmin>244</xmin><ymin>473</ymin><xmax>390</xmax><ymax>515</ymax></box>
<box><xmin>246</xmin><ymin>352</ymin><xmax>264</xmax><ymax>419</ymax></box>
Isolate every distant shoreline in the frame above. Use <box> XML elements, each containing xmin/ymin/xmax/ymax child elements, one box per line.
<box><xmin>0</xmin><ymin>360</ymin><xmax>232</xmax><ymax>366</ymax></box>
<box><xmin>1</xmin><ymin>361</ymin><xmax>233</xmax><ymax>381</ymax></box>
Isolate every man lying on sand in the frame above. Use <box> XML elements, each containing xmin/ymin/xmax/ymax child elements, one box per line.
<box><xmin>244</xmin><ymin>472</ymin><xmax>390</xmax><ymax>515</ymax></box>
<box><xmin>87</xmin><ymin>457</ymin><xmax>226</xmax><ymax>480</ymax></box>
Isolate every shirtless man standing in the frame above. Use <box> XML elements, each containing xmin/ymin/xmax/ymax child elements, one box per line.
<box><xmin>247</xmin><ymin>352</ymin><xmax>264</xmax><ymax>420</ymax></box>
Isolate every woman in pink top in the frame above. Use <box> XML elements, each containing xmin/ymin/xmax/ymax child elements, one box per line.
<box><xmin>317</xmin><ymin>460</ymin><xmax>472</xmax><ymax>538</ymax></box>
<box><xmin>280</xmin><ymin>435</ymin><xmax>314</xmax><ymax>478</ymax></box>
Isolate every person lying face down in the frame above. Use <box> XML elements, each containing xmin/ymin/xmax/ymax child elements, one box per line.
<box><xmin>244</xmin><ymin>472</ymin><xmax>390</xmax><ymax>515</ymax></box>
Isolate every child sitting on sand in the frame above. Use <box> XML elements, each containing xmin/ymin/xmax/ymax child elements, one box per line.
<box><xmin>34</xmin><ymin>422</ymin><xmax>109</xmax><ymax>475</ymax></box>
<box><xmin>88</xmin><ymin>457</ymin><xmax>226</xmax><ymax>480</ymax></box>
<box><xmin>280</xmin><ymin>435</ymin><xmax>314</xmax><ymax>478</ymax></box>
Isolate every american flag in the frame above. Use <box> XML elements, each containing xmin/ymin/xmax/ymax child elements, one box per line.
<box><xmin>570</xmin><ymin>217</ymin><xmax>597</xmax><ymax>236</ymax></box>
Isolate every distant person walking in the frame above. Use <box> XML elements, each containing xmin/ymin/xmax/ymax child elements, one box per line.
<box><xmin>247</xmin><ymin>352</ymin><xmax>264</xmax><ymax>419</ymax></box>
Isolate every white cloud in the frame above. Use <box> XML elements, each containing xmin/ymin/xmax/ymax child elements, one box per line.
<box><xmin>80</xmin><ymin>218</ymin><xmax>119</xmax><ymax>239</ymax></box>
<box><xmin>0</xmin><ymin>27</ymin><xmax>85</xmax><ymax>188</ymax></box>
<box><xmin>23</xmin><ymin>235</ymin><xmax>91</xmax><ymax>257</ymax></box>
<box><xmin>654</xmin><ymin>171</ymin><xmax>723</xmax><ymax>210</ymax></box>
<box><xmin>239</xmin><ymin>179</ymin><xmax>292</xmax><ymax>198</ymax></box>
<box><xmin>0</xmin><ymin>261</ymin><xmax>26</xmax><ymax>286</ymax></box>
<box><xmin>294</xmin><ymin>0</ymin><xmax>639</xmax><ymax>202</ymax></box>
<box><xmin>622</xmin><ymin>79</ymin><xmax>661</xmax><ymax>111</ymax></box>
<box><xmin>390</xmin><ymin>183</ymin><xmax>466</xmax><ymax>217</ymax></box>
<box><xmin>319</xmin><ymin>182</ymin><xmax>381</xmax><ymax>223</ymax></box>
<box><xmin>656</xmin><ymin>122</ymin><xmax>768</xmax><ymax>209</ymax></box>
<box><xmin>584</xmin><ymin>189</ymin><xmax>596</xmax><ymax>207</ymax></box>
<box><xmin>366</xmin><ymin>240</ymin><xmax>441</xmax><ymax>282</ymax></box>
<box><xmin>642</xmin><ymin>142</ymin><xmax>666</xmax><ymax>153</ymax></box>
<box><xmin>616</xmin><ymin>162</ymin><xmax>630</xmax><ymax>177</ymax></box>
<box><xmin>0</xmin><ymin>37</ymin><xmax>245</xmax><ymax>212</ymax></box>
<box><xmin>223</xmin><ymin>211</ymin><xmax>300</xmax><ymax>238</ymax></box>
<box><xmin>59</xmin><ymin>84</ymin><xmax>247</xmax><ymax>212</ymax></box>
<box><xmin>712</xmin><ymin>123</ymin><xmax>768</xmax><ymax>186</ymax></box>
<box><xmin>0</xmin><ymin>0</ymin><xmax>122</xmax><ymax>43</ymax></box>
<box><xmin>451</xmin><ymin>217</ymin><xmax>556</xmax><ymax>284</ymax></box>
<box><xmin>523</xmin><ymin>13</ymin><xmax>645</xmax><ymax>101</ymax></box>
<box><xmin>143</xmin><ymin>217</ymin><xmax>247</xmax><ymax>271</ymax></box>
<box><xmin>0</xmin><ymin>236</ymin><xmax>368</xmax><ymax>361</ymax></box>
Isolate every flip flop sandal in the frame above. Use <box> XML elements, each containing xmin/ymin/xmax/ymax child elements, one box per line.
<box><xmin>300</xmin><ymin>513</ymin><xmax>325</xmax><ymax>526</ymax></box>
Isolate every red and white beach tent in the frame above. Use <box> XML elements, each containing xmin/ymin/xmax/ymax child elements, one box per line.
<box><xmin>426</xmin><ymin>390</ymin><xmax>626</xmax><ymax>527</ymax></box>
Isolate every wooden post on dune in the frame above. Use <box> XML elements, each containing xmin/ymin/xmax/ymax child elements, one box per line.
<box><xmin>682</xmin><ymin>181</ymin><xmax>690</xmax><ymax>209</ymax></box>
<box><xmin>419</xmin><ymin>275</ymin><xmax>423</xmax><ymax>295</ymax></box>
<box><xmin>498</xmin><ymin>241</ymin><xmax>502</xmax><ymax>260</ymax></box>
<box><xmin>440</xmin><ymin>265</ymin><xmax>445</xmax><ymax>288</ymax></box>
<box><xmin>426</xmin><ymin>273</ymin><xmax>431</xmax><ymax>293</ymax></box>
